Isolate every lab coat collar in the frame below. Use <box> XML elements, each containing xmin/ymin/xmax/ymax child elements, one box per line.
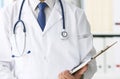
<box><xmin>24</xmin><ymin>0</ymin><xmax>62</xmax><ymax>35</ymax></box>
<box><xmin>43</xmin><ymin>0</ymin><xmax>62</xmax><ymax>35</ymax></box>
<box><xmin>29</xmin><ymin>0</ymin><xmax>56</xmax><ymax>10</ymax></box>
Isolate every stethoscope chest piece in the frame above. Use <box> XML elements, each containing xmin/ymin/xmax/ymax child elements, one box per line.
<box><xmin>61</xmin><ymin>30</ymin><xmax>68</xmax><ymax>40</ymax></box>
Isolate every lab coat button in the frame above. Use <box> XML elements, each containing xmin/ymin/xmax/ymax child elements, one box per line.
<box><xmin>43</xmin><ymin>56</ymin><xmax>48</xmax><ymax>62</ymax></box>
<box><xmin>44</xmin><ymin>56</ymin><xmax>46</xmax><ymax>59</ymax></box>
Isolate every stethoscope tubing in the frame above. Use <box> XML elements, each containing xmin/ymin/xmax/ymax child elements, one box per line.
<box><xmin>12</xmin><ymin>0</ymin><xmax>68</xmax><ymax>57</ymax></box>
<box><xmin>13</xmin><ymin>20</ymin><xmax>26</xmax><ymax>34</ymax></box>
<box><xmin>18</xmin><ymin>0</ymin><xmax>25</xmax><ymax>21</ymax></box>
<box><xmin>59</xmin><ymin>0</ymin><xmax>65</xmax><ymax>30</ymax></box>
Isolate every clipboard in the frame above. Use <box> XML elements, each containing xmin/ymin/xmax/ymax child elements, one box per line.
<box><xmin>70</xmin><ymin>41</ymin><xmax>117</xmax><ymax>74</ymax></box>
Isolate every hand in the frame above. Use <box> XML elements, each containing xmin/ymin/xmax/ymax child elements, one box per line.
<box><xmin>58</xmin><ymin>64</ymin><xmax>88</xmax><ymax>79</ymax></box>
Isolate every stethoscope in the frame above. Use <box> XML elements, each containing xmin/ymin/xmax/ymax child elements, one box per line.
<box><xmin>12</xmin><ymin>0</ymin><xmax>68</xmax><ymax>58</ymax></box>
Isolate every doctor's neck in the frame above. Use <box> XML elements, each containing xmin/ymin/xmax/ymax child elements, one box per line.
<box><xmin>40</xmin><ymin>0</ymin><xmax>45</xmax><ymax>2</ymax></box>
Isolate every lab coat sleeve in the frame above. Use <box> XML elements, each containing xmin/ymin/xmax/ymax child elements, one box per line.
<box><xmin>0</xmin><ymin>62</ymin><xmax>16</xmax><ymax>79</ymax></box>
<box><xmin>0</xmin><ymin>8</ymin><xmax>16</xmax><ymax>79</ymax></box>
<box><xmin>83</xmin><ymin>48</ymin><xmax>97</xmax><ymax>79</ymax></box>
<box><xmin>77</xmin><ymin>10</ymin><xmax>97</xmax><ymax>79</ymax></box>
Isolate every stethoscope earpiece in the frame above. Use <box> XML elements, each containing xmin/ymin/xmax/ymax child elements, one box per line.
<box><xmin>11</xmin><ymin>50</ymin><xmax>31</xmax><ymax>58</ymax></box>
<box><xmin>12</xmin><ymin>55</ymin><xmax>16</xmax><ymax>58</ymax></box>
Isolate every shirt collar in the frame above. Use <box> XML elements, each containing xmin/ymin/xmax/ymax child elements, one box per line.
<box><xmin>29</xmin><ymin>0</ymin><xmax>56</xmax><ymax>10</ymax></box>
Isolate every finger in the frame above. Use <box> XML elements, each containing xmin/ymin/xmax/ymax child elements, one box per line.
<box><xmin>63</xmin><ymin>70</ymin><xmax>75</xmax><ymax>79</ymax></box>
<box><xmin>58</xmin><ymin>72</ymin><xmax>66</xmax><ymax>79</ymax></box>
<box><xmin>75</xmin><ymin>65</ymin><xmax>88</xmax><ymax>75</ymax></box>
<box><xmin>74</xmin><ymin>64</ymin><xmax>88</xmax><ymax>77</ymax></box>
<box><xmin>79</xmin><ymin>64</ymin><xmax>88</xmax><ymax>74</ymax></box>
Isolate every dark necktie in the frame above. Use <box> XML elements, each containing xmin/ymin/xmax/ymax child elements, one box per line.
<box><xmin>37</xmin><ymin>2</ymin><xmax>47</xmax><ymax>31</ymax></box>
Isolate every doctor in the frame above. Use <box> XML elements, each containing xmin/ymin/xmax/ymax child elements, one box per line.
<box><xmin>0</xmin><ymin>0</ymin><xmax>96</xmax><ymax>79</ymax></box>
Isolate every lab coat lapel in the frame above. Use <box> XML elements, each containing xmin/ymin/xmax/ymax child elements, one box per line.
<box><xmin>43</xmin><ymin>2</ymin><xmax>62</xmax><ymax>35</ymax></box>
<box><xmin>22</xmin><ymin>0</ymin><xmax>43</xmax><ymax>35</ymax></box>
<box><xmin>20</xmin><ymin>0</ymin><xmax>62</xmax><ymax>36</ymax></box>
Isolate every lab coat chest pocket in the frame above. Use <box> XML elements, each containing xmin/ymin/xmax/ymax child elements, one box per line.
<box><xmin>77</xmin><ymin>34</ymin><xmax>91</xmax><ymax>39</ymax></box>
<box><xmin>77</xmin><ymin>34</ymin><xmax>93</xmax><ymax>60</ymax></box>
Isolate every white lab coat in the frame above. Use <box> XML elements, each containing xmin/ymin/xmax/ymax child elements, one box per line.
<box><xmin>0</xmin><ymin>0</ymin><xmax>97</xmax><ymax>79</ymax></box>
